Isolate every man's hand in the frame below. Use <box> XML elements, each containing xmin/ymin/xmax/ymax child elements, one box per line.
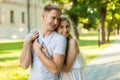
<box><xmin>24</xmin><ymin>30</ymin><xmax>39</xmax><ymax>44</ymax></box>
<box><xmin>33</xmin><ymin>39</ymin><xmax>51</xmax><ymax>58</ymax></box>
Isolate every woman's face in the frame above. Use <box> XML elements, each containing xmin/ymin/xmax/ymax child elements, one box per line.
<box><xmin>57</xmin><ymin>20</ymin><xmax>70</xmax><ymax>37</ymax></box>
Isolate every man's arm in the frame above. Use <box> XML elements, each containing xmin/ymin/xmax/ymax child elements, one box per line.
<box><xmin>20</xmin><ymin>41</ymin><xmax>32</xmax><ymax>69</ymax></box>
<box><xmin>35</xmin><ymin>48</ymin><xmax>64</xmax><ymax>75</ymax></box>
<box><xmin>33</xmin><ymin>36</ymin><xmax>66</xmax><ymax>75</ymax></box>
<box><xmin>19</xmin><ymin>31</ymin><xmax>39</xmax><ymax>69</ymax></box>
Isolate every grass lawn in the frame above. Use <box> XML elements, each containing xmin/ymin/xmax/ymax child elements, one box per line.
<box><xmin>0</xmin><ymin>32</ymin><xmax>118</xmax><ymax>80</ymax></box>
<box><xmin>0</xmin><ymin>40</ymin><xmax>29</xmax><ymax>80</ymax></box>
<box><xmin>78</xmin><ymin>31</ymin><xmax>117</xmax><ymax>63</ymax></box>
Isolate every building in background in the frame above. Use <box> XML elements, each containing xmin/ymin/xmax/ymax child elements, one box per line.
<box><xmin>0</xmin><ymin>0</ymin><xmax>44</xmax><ymax>39</ymax></box>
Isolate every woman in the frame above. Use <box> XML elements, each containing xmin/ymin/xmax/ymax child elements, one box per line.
<box><xmin>42</xmin><ymin>16</ymin><xmax>86</xmax><ymax>80</ymax></box>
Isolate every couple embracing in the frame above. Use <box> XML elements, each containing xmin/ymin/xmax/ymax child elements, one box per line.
<box><xmin>20</xmin><ymin>4</ymin><xmax>86</xmax><ymax>80</ymax></box>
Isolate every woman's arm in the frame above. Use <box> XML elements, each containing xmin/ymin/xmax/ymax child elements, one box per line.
<box><xmin>62</xmin><ymin>38</ymin><xmax>79</xmax><ymax>72</ymax></box>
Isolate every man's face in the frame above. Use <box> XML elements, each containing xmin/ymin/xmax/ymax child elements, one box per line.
<box><xmin>43</xmin><ymin>10</ymin><xmax>61</xmax><ymax>31</ymax></box>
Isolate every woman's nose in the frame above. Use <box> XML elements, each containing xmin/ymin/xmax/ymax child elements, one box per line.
<box><xmin>63</xmin><ymin>27</ymin><xmax>67</xmax><ymax>32</ymax></box>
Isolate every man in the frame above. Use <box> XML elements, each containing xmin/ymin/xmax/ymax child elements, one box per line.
<box><xmin>20</xmin><ymin>4</ymin><xmax>66</xmax><ymax>80</ymax></box>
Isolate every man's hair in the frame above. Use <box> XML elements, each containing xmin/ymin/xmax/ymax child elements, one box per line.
<box><xmin>43</xmin><ymin>4</ymin><xmax>62</xmax><ymax>14</ymax></box>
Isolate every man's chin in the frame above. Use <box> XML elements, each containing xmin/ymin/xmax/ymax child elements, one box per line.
<box><xmin>49</xmin><ymin>26</ymin><xmax>57</xmax><ymax>31</ymax></box>
<box><xmin>49</xmin><ymin>28</ymin><xmax>55</xmax><ymax>31</ymax></box>
<box><xmin>51</xmin><ymin>27</ymin><xmax>56</xmax><ymax>31</ymax></box>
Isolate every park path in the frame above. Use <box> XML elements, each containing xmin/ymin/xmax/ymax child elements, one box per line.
<box><xmin>85</xmin><ymin>36</ymin><xmax>120</xmax><ymax>80</ymax></box>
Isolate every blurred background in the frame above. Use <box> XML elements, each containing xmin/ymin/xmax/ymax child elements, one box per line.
<box><xmin>0</xmin><ymin>0</ymin><xmax>120</xmax><ymax>80</ymax></box>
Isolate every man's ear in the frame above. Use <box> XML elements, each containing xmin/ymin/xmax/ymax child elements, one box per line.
<box><xmin>42</xmin><ymin>12</ymin><xmax>47</xmax><ymax>20</ymax></box>
<box><xmin>42</xmin><ymin>13</ymin><xmax>45</xmax><ymax>20</ymax></box>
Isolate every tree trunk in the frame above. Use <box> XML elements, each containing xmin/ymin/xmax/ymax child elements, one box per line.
<box><xmin>27</xmin><ymin>0</ymin><xmax>30</xmax><ymax>33</ymax></box>
<box><xmin>99</xmin><ymin>7</ymin><xmax>106</xmax><ymax>44</ymax></box>
<box><xmin>72</xmin><ymin>19</ymin><xmax>79</xmax><ymax>40</ymax></box>
<box><xmin>71</xmin><ymin>0</ymin><xmax>79</xmax><ymax>40</ymax></box>
<box><xmin>73</xmin><ymin>0</ymin><xmax>77</xmax><ymax>6</ymax></box>
<box><xmin>107</xmin><ymin>19</ymin><xmax>113</xmax><ymax>43</ymax></box>
<box><xmin>116</xmin><ymin>23</ymin><xmax>120</xmax><ymax>35</ymax></box>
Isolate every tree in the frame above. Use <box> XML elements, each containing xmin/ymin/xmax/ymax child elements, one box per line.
<box><xmin>51</xmin><ymin>0</ymin><xmax>89</xmax><ymax>40</ymax></box>
<box><xmin>106</xmin><ymin>0</ymin><xmax>120</xmax><ymax>42</ymax></box>
<box><xmin>44</xmin><ymin>0</ymin><xmax>120</xmax><ymax>44</ymax></box>
<box><xmin>86</xmin><ymin>0</ymin><xmax>120</xmax><ymax>44</ymax></box>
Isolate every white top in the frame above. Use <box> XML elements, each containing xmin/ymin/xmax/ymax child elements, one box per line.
<box><xmin>29</xmin><ymin>31</ymin><xmax>66</xmax><ymax>80</ymax></box>
<box><xmin>72</xmin><ymin>53</ymin><xmax>83</xmax><ymax>68</ymax></box>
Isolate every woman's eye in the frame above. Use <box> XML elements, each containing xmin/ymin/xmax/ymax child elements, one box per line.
<box><xmin>66</xmin><ymin>26</ymin><xmax>69</xmax><ymax>29</ymax></box>
<box><xmin>60</xmin><ymin>26</ymin><xmax>64</xmax><ymax>28</ymax></box>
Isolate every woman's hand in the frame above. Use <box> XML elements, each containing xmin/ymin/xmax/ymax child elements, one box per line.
<box><xmin>33</xmin><ymin>39</ymin><xmax>42</xmax><ymax>55</ymax></box>
<box><xmin>33</xmin><ymin>39</ymin><xmax>51</xmax><ymax>58</ymax></box>
<box><xmin>41</xmin><ymin>44</ymin><xmax>51</xmax><ymax>58</ymax></box>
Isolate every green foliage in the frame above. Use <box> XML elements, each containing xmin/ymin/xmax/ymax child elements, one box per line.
<box><xmin>51</xmin><ymin>0</ymin><xmax>70</xmax><ymax>3</ymax></box>
<box><xmin>44</xmin><ymin>0</ymin><xmax>120</xmax><ymax>36</ymax></box>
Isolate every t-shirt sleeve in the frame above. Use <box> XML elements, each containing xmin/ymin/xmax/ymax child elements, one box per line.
<box><xmin>54</xmin><ymin>35</ymin><xmax>66</xmax><ymax>55</ymax></box>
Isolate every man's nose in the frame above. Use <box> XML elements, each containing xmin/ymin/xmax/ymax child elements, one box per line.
<box><xmin>54</xmin><ymin>19</ymin><xmax>58</xmax><ymax>25</ymax></box>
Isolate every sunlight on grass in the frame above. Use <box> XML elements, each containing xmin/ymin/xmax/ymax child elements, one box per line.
<box><xmin>0</xmin><ymin>40</ymin><xmax>29</xmax><ymax>80</ymax></box>
<box><xmin>84</xmin><ymin>53</ymin><xmax>99</xmax><ymax>63</ymax></box>
<box><xmin>0</xmin><ymin>39</ymin><xmax>23</xmax><ymax>43</ymax></box>
<box><xmin>79</xmin><ymin>31</ymin><xmax>118</xmax><ymax>63</ymax></box>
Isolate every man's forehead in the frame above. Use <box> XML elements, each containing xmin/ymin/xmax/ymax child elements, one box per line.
<box><xmin>47</xmin><ymin>11</ymin><xmax>61</xmax><ymax>16</ymax></box>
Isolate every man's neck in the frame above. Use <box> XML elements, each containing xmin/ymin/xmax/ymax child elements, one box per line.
<box><xmin>40</xmin><ymin>24</ymin><xmax>53</xmax><ymax>38</ymax></box>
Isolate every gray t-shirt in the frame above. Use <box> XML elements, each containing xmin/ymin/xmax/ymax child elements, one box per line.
<box><xmin>29</xmin><ymin>31</ymin><xmax>66</xmax><ymax>80</ymax></box>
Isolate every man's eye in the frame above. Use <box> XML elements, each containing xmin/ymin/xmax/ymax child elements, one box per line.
<box><xmin>52</xmin><ymin>17</ymin><xmax>55</xmax><ymax>20</ymax></box>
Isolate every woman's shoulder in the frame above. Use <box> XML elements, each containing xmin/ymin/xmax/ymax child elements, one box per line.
<box><xmin>69</xmin><ymin>38</ymin><xmax>78</xmax><ymax>46</ymax></box>
<box><xmin>68</xmin><ymin>38</ymin><xmax>79</xmax><ymax>52</ymax></box>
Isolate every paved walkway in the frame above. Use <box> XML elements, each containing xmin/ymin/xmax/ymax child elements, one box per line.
<box><xmin>85</xmin><ymin>37</ymin><xmax>120</xmax><ymax>80</ymax></box>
